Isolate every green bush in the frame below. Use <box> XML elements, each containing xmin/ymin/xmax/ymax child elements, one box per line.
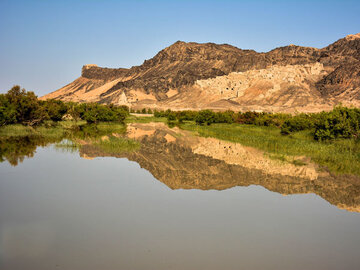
<box><xmin>78</xmin><ymin>103</ymin><xmax>128</xmax><ymax>123</ymax></box>
<box><xmin>195</xmin><ymin>110</ymin><xmax>216</xmax><ymax>125</ymax></box>
<box><xmin>154</xmin><ymin>109</ymin><xmax>172</xmax><ymax>118</ymax></box>
<box><xmin>41</xmin><ymin>99</ymin><xmax>68</xmax><ymax>121</ymax></box>
<box><xmin>235</xmin><ymin>111</ymin><xmax>260</xmax><ymax>124</ymax></box>
<box><xmin>167</xmin><ymin>111</ymin><xmax>177</xmax><ymax>121</ymax></box>
<box><xmin>254</xmin><ymin>113</ymin><xmax>290</xmax><ymax>127</ymax></box>
<box><xmin>281</xmin><ymin>114</ymin><xmax>314</xmax><ymax>135</ymax></box>
<box><xmin>153</xmin><ymin>110</ymin><xmax>161</xmax><ymax>117</ymax></box>
<box><xmin>214</xmin><ymin>111</ymin><xmax>234</xmax><ymax>124</ymax></box>
<box><xmin>314</xmin><ymin>107</ymin><xmax>360</xmax><ymax>141</ymax></box>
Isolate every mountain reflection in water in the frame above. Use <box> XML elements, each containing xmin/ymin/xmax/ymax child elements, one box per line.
<box><xmin>1</xmin><ymin>122</ymin><xmax>360</xmax><ymax>213</ymax></box>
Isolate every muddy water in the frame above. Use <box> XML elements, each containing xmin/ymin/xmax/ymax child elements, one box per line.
<box><xmin>1</xmin><ymin>123</ymin><xmax>360</xmax><ymax>270</ymax></box>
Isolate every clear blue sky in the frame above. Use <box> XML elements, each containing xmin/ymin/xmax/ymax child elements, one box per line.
<box><xmin>0</xmin><ymin>0</ymin><xmax>359</xmax><ymax>96</ymax></box>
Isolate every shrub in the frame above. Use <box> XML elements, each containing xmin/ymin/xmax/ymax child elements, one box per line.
<box><xmin>235</xmin><ymin>111</ymin><xmax>260</xmax><ymax>124</ymax></box>
<box><xmin>41</xmin><ymin>99</ymin><xmax>68</xmax><ymax>121</ymax></box>
<box><xmin>154</xmin><ymin>110</ymin><xmax>162</xmax><ymax>117</ymax></box>
<box><xmin>167</xmin><ymin>111</ymin><xmax>177</xmax><ymax>121</ymax></box>
<box><xmin>281</xmin><ymin>114</ymin><xmax>314</xmax><ymax>135</ymax></box>
<box><xmin>214</xmin><ymin>111</ymin><xmax>234</xmax><ymax>124</ymax></box>
<box><xmin>314</xmin><ymin>107</ymin><xmax>360</xmax><ymax>141</ymax></box>
<box><xmin>195</xmin><ymin>110</ymin><xmax>216</xmax><ymax>125</ymax></box>
<box><xmin>76</xmin><ymin>103</ymin><xmax>127</xmax><ymax>123</ymax></box>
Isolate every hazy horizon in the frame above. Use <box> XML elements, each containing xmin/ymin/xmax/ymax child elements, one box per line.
<box><xmin>1</xmin><ymin>0</ymin><xmax>359</xmax><ymax>96</ymax></box>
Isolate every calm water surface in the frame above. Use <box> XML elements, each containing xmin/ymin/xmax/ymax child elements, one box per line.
<box><xmin>1</xmin><ymin>123</ymin><xmax>360</xmax><ymax>270</ymax></box>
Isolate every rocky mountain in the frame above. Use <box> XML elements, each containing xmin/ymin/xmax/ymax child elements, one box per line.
<box><xmin>42</xmin><ymin>33</ymin><xmax>360</xmax><ymax>112</ymax></box>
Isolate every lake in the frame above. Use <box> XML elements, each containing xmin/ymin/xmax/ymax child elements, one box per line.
<box><xmin>1</xmin><ymin>123</ymin><xmax>360</xmax><ymax>270</ymax></box>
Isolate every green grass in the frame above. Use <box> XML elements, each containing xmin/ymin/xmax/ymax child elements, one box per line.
<box><xmin>180</xmin><ymin>122</ymin><xmax>360</xmax><ymax>176</ymax></box>
<box><xmin>126</xmin><ymin>115</ymin><xmax>167</xmax><ymax>123</ymax></box>
<box><xmin>58</xmin><ymin>120</ymin><xmax>86</xmax><ymax>129</ymax></box>
<box><xmin>93</xmin><ymin>136</ymin><xmax>140</xmax><ymax>154</ymax></box>
<box><xmin>0</xmin><ymin>124</ymin><xmax>36</xmax><ymax>137</ymax></box>
<box><xmin>0</xmin><ymin>121</ymin><xmax>85</xmax><ymax>138</ymax></box>
<box><xmin>0</xmin><ymin>124</ymin><xmax>65</xmax><ymax>139</ymax></box>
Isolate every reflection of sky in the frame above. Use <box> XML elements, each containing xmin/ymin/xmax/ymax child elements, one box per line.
<box><xmin>1</xmin><ymin>0</ymin><xmax>360</xmax><ymax>96</ymax></box>
<box><xmin>1</xmin><ymin>146</ymin><xmax>360</xmax><ymax>270</ymax></box>
<box><xmin>2</xmin><ymin>223</ymin><xmax>54</xmax><ymax>259</ymax></box>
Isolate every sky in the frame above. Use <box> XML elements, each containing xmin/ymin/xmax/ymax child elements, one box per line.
<box><xmin>0</xmin><ymin>0</ymin><xmax>359</xmax><ymax>96</ymax></box>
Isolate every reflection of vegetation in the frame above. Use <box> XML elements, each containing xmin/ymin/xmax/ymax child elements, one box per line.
<box><xmin>180</xmin><ymin>122</ymin><xmax>360</xmax><ymax>176</ymax></box>
<box><xmin>0</xmin><ymin>135</ymin><xmax>62</xmax><ymax>166</ymax></box>
<box><xmin>0</xmin><ymin>121</ymin><xmax>138</xmax><ymax>166</ymax></box>
<box><xmin>54</xmin><ymin>140</ymin><xmax>80</xmax><ymax>153</ymax></box>
<box><xmin>93</xmin><ymin>136</ymin><xmax>140</xmax><ymax>154</ymax></box>
<box><xmin>65</xmin><ymin>122</ymin><xmax>126</xmax><ymax>141</ymax></box>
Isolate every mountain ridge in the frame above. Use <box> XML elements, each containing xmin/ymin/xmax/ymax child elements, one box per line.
<box><xmin>42</xmin><ymin>33</ymin><xmax>360</xmax><ymax>112</ymax></box>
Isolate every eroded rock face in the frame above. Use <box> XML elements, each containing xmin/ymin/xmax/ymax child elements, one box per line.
<box><xmin>186</xmin><ymin>63</ymin><xmax>329</xmax><ymax>112</ymax></box>
<box><xmin>42</xmin><ymin>34</ymin><xmax>360</xmax><ymax>112</ymax></box>
<box><xmin>79</xmin><ymin>123</ymin><xmax>360</xmax><ymax>213</ymax></box>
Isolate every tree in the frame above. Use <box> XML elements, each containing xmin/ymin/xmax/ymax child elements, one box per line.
<box><xmin>0</xmin><ymin>94</ymin><xmax>17</xmax><ymax>126</ymax></box>
<box><xmin>5</xmin><ymin>85</ymin><xmax>47</xmax><ymax>126</ymax></box>
<box><xmin>41</xmin><ymin>99</ymin><xmax>67</xmax><ymax>121</ymax></box>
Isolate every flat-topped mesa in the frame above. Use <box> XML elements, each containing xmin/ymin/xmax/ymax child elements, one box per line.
<box><xmin>81</xmin><ymin>64</ymin><xmax>129</xmax><ymax>80</ymax></box>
